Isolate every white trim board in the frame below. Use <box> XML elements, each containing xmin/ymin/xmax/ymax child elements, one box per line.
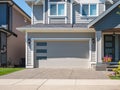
<box><xmin>31</xmin><ymin>38</ymin><xmax>92</xmax><ymax>68</ymax></box>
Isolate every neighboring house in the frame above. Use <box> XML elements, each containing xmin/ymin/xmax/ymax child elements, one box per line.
<box><xmin>0</xmin><ymin>0</ymin><xmax>31</xmax><ymax>67</ymax></box>
<box><xmin>17</xmin><ymin>0</ymin><xmax>120</xmax><ymax>68</ymax></box>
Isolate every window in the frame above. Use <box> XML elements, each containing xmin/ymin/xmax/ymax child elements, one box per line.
<box><xmin>36</xmin><ymin>42</ymin><xmax>47</xmax><ymax>46</ymax></box>
<box><xmin>50</xmin><ymin>4</ymin><xmax>57</xmax><ymax>15</ymax></box>
<box><xmin>36</xmin><ymin>56</ymin><xmax>47</xmax><ymax>60</ymax></box>
<box><xmin>82</xmin><ymin>4</ymin><xmax>97</xmax><ymax>16</ymax></box>
<box><xmin>58</xmin><ymin>4</ymin><xmax>65</xmax><ymax>15</ymax></box>
<box><xmin>36</xmin><ymin>49</ymin><xmax>47</xmax><ymax>53</ymax></box>
<box><xmin>82</xmin><ymin>4</ymin><xmax>89</xmax><ymax>16</ymax></box>
<box><xmin>49</xmin><ymin>3</ymin><xmax>65</xmax><ymax>16</ymax></box>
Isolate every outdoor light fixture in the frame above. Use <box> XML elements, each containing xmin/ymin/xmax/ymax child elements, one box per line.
<box><xmin>28</xmin><ymin>38</ymin><xmax>31</xmax><ymax>44</ymax></box>
<box><xmin>113</xmin><ymin>32</ymin><xmax>116</xmax><ymax>37</ymax></box>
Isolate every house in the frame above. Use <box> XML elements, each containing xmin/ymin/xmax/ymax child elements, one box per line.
<box><xmin>0</xmin><ymin>0</ymin><xmax>31</xmax><ymax>67</ymax></box>
<box><xmin>17</xmin><ymin>0</ymin><xmax>120</xmax><ymax>68</ymax></box>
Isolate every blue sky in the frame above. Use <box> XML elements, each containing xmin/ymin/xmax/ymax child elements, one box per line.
<box><xmin>13</xmin><ymin>0</ymin><xmax>31</xmax><ymax>16</ymax></box>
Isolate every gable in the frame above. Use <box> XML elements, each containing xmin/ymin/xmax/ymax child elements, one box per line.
<box><xmin>93</xmin><ymin>5</ymin><xmax>120</xmax><ymax>31</ymax></box>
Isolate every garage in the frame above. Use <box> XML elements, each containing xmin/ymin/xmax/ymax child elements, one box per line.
<box><xmin>34</xmin><ymin>38</ymin><xmax>91</xmax><ymax>68</ymax></box>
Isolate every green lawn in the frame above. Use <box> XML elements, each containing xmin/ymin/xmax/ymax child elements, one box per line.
<box><xmin>109</xmin><ymin>76</ymin><xmax>120</xmax><ymax>79</ymax></box>
<box><xmin>0</xmin><ymin>68</ymin><xmax>24</xmax><ymax>76</ymax></box>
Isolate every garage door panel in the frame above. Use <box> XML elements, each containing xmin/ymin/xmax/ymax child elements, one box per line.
<box><xmin>34</xmin><ymin>41</ymin><xmax>90</xmax><ymax>68</ymax></box>
<box><xmin>47</xmin><ymin>42</ymin><xmax>89</xmax><ymax>59</ymax></box>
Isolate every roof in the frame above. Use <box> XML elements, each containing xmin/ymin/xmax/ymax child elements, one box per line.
<box><xmin>0</xmin><ymin>0</ymin><xmax>31</xmax><ymax>20</ymax></box>
<box><xmin>25</xmin><ymin>0</ymin><xmax>39</xmax><ymax>6</ymax></box>
<box><xmin>17</xmin><ymin>23</ymin><xmax>95</xmax><ymax>33</ymax></box>
<box><xmin>18</xmin><ymin>23</ymin><xmax>88</xmax><ymax>28</ymax></box>
<box><xmin>11</xmin><ymin>0</ymin><xmax>31</xmax><ymax>20</ymax></box>
<box><xmin>88</xmin><ymin>0</ymin><xmax>120</xmax><ymax>28</ymax></box>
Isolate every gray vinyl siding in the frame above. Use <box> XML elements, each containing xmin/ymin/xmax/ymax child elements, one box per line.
<box><xmin>67</xmin><ymin>0</ymin><xmax>71</xmax><ymax>23</ymax></box>
<box><xmin>93</xmin><ymin>6</ymin><xmax>120</xmax><ymax>31</ymax></box>
<box><xmin>28</xmin><ymin>33</ymin><xmax>95</xmax><ymax>39</ymax></box>
<box><xmin>33</xmin><ymin>5</ymin><xmax>43</xmax><ymax>24</ymax></box>
<box><xmin>99</xmin><ymin>3</ymin><xmax>105</xmax><ymax>14</ymax></box>
<box><xmin>27</xmin><ymin>33</ymin><xmax>96</xmax><ymax>66</ymax></box>
<box><xmin>42</xmin><ymin>0</ymin><xmax>71</xmax><ymax>24</ymax></box>
<box><xmin>27</xmin><ymin>44</ymin><xmax>32</xmax><ymax>66</ymax></box>
<box><xmin>73</xmin><ymin>4</ymin><xmax>96</xmax><ymax>23</ymax></box>
<box><xmin>105</xmin><ymin>0</ymin><xmax>119</xmax><ymax>10</ymax></box>
<box><xmin>32</xmin><ymin>1</ymin><xmax>106</xmax><ymax>24</ymax></box>
<box><xmin>106</xmin><ymin>4</ymin><xmax>112</xmax><ymax>10</ymax></box>
<box><xmin>49</xmin><ymin>18</ymin><xmax>65</xmax><ymax>24</ymax></box>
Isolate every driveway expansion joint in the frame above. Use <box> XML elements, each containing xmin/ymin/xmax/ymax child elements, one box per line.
<box><xmin>36</xmin><ymin>79</ymin><xmax>48</xmax><ymax>90</ymax></box>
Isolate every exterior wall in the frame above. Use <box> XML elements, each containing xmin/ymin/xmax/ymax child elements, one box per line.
<box><xmin>47</xmin><ymin>0</ymin><xmax>71</xmax><ymax>24</ymax></box>
<box><xmin>7</xmin><ymin>8</ymin><xmax>30</xmax><ymax>66</ymax></box>
<box><xmin>99</xmin><ymin>3</ymin><xmax>105</xmax><ymax>14</ymax></box>
<box><xmin>73</xmin><ymin>3</ymin><xmax>105</xmax><ymax>24</ymax></box>
<box><xmin>105</xmin><ymin>0</ymin><xmax>119</xmax><ymax>10</ymax></box>
<box><xmin>94</xmin><ymin>6</ymin><xmax>120</xmax><ymax>31</ymax></box>
<box><xmin>33</xmin><ymin>5</ymin><xmax>43</xmax><ymax>24</ymax></box>
<box><xmin>32</xmin><ymin>0</ymin><xmax>106</xmax><ymax>24</ymax></box>
<box><xmin>26</xmin><ymin>32</ymin><xmax>96</xmax><ymax>68</ymax></box>
<box><xmin>33</xmin><ymin>0</ymin><xmax>71</xmax><ymax>24</ymax></box>
<box><xmin>73</xmin><ymin>4</ymin><xmax>96</xmax><ymax>23</ymax></box>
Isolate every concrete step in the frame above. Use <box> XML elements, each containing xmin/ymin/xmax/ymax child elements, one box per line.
<box><xmin>106</xmin><ymin>64</ymin><xmax>118</xmax><ymax>71</ymax></box>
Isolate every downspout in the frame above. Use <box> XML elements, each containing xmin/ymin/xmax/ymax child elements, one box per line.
<box><xmin>72</xmin><ymin>2</ymin><xmax>78</xmax><ymax>27</ymax></box>
<box><xmin>7</xmin><ymin>3</ymin><xmax>14</xmax><ymax>38</ymax></box>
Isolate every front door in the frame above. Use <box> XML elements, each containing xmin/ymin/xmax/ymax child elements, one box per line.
<box><xmin>104</xmin><ymin>35</ymin><xmax>115</xmax><ymax>62</ymax></box>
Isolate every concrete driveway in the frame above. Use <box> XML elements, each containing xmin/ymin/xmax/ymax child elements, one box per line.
<box><xmin>0</xmin><ymin>68</ymin><xmax>109</xmax><ymax>79</ymax></box>
<box><xmin>0</xmin><ymin>79</ymin><xmax>120</xmax><ymax>90</ymax></box>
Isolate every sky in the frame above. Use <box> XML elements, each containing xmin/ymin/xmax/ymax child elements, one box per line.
<box><xmin>13</xmin><ymin>0</ymin><xmax>31</xmax><ymax>17</ymax></box>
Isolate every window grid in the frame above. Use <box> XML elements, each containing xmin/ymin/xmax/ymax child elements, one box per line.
<box><xmin>81</xmin><ymin>3</ymin><xmax>97</xmax><ymax>17</ymax></box>
<box><xmin>49</xmin><ymin>2</ymin><xmax>66</xmax><ymax>16</ymax></box>
<box><xmin>36</xmin><ymin>49</ymin><xmax>47</xmax><ymax>53</ymax></box>
<box><xmin>36</xmin><ymin>42</ymin><xmax>47</xmax><ymax>46</ymax></box>
<box><xmin>36</xmin><ymin>56</ymin><xmax>47</xmax><ymax>60</ymax></box>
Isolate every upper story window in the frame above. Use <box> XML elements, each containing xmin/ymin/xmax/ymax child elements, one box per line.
<box><xmin>81</xmin><ymin>4</ymin><xmax>98</xmax><ymax>16</ymax></box>
<box><xmin>49</xmin><ymin>2</ymin><xmax>66</xmax><ymax>16</ymax></box>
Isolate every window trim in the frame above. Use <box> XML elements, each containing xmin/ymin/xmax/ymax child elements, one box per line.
<box><xmin>80</xmin><ymin>3</ymin><xmax>98</xmax><ymax>17</ymax></box>
<box><xmin>48</xmin><ymin>2</ymin><xmax>67</xmax><ymax>17</ymax></box>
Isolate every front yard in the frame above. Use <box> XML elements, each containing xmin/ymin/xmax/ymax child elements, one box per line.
<box><xmin>109</xmin><ymin>76</ymin><xmax>120</xmax><ymax>79</ymax></box>
<box><xmin>0</xmin><ymin>68</ymin><xmax>24</xmax><ymax>76</ymax></box>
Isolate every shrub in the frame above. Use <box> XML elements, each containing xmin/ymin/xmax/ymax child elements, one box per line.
<box><xmin>112</xmin><ymin>61</ymin><xmax>120</xmax><ymax>77</ymax></box>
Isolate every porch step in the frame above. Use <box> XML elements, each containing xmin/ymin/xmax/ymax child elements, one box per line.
<box><xmin>107</xmin><ymin>65</ymin><xmax>118</xmax><ymax>71</ymax></box>
<box><xmin>95</xmin><ymin>62</ymin><xmax>119</xmax><ymax>71</ymax></box>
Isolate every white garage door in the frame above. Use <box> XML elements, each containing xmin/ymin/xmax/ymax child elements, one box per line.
<box><xmin>34</xmin><ymin>41</ymin><xmax>90</xmax><ymax>68</ymax></box>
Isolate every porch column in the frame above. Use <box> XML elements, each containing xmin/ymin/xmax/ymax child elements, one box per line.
<box><xmin>96</xmin><ymin>31</ymin><xmax>102</xmax><ymax>63</ymax></box>
<box><xmin>25</xmin><ymin>32</ymin><xmax>34</xmax><ymax>68</ymax></box>
<box><xmin>115</xmin><ymin>35</ymin><xmax>119</xmax><ymax>62</ymax></box>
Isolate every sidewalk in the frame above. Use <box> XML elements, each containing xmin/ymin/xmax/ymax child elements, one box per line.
<box><xmin>0</xmin><ymin>79</ymin><xmax>120</xmax><ymax>90</ymax></box>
